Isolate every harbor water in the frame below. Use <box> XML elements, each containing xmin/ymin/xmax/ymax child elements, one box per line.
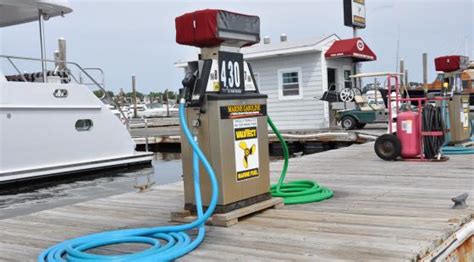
<box><xmin>0</xmin><ymin>153</ymin><xmax>182</xmax><ymax>219</ymax></box>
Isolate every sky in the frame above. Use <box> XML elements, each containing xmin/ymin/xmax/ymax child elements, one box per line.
<box><xmin>1</xmin><ymin>0</ymin><xmax>473</xmax><ymax>94</ymax></box>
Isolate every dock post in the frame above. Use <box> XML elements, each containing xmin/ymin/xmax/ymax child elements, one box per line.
<box><xmin>399</xmin><ymin>59</ymin><xmax>405</xmax><ymax>88</ymax></box>
<box><xmin>404</xmin><ymin>69</ymin><xmax>408</xmax><ymax>89</ymax></box>
<box><xmin>144</xmin><ymin>118</ymin><xmax>149</xmax><ymax>152</ymax></box>
<box><xmin>132</xmin><ymin>75</ymin><xmax>138</xmax><ymax>118</ymax></box>
<box><xmin>165</xmin><ymin>89</ymin><xmax>170</xmax><ymax>117</ymax></box>
<box><xmin>423</xmin><ymin>53</ymin><xmax>428</xmax><ymax>93</ymax></box>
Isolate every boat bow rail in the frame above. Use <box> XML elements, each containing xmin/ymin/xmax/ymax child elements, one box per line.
<box><xmin>0</xmin><ymin>54</ymin><xmax>128</xmax><ymax>122</ymax></box>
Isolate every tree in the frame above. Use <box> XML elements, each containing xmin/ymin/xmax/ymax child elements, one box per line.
<box><xmin>125</xmin><ymin>91</ymin><xmax>144</xmax><ymax>101</ymax></box>
<box><xmin>93</xmin><ymin>90</ymin><xmax>114</xmax><ymax>99</ymax></box>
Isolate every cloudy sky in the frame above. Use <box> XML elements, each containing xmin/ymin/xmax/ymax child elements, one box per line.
<box><xmin>1</xmin><ymin>0</ymin><xmax>472</xmax><ymax>93</ymax></box>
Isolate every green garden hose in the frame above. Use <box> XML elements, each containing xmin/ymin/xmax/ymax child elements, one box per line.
<box><xmin>268</xmin><ymin>116</ymin><xmax>333</xmax><ymax>205</ymax></box>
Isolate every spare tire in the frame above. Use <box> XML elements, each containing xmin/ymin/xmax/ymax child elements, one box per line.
<box><xmin>374</xmin><ymin>134</ymin><xmax>401</xmax><ymax>161</ymax></box>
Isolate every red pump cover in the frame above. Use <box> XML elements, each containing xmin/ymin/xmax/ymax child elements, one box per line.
<box><xmin>175</xmin><ymin>9</ymin><xmax>260</xmax><ymax>48</ymax></box>
<box><xmin>434</xmin><ymin>55</ymin><xmax>469</xmax><ymax>72</ymax></box>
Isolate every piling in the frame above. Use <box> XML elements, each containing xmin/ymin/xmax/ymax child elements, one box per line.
<box><xmin>132</xmin><ymin>75</ymin><xmax>138</xmax><ymax>118</ymax></box>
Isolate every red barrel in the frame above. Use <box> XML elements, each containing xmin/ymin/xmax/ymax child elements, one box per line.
<box><xmin>397</xmin><ymin>111</ymin><xmax>421</xmax><ymax>158</ymax></box>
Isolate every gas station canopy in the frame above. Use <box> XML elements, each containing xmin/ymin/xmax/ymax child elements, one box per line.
<box><xmin>325</xmin><ymin>37</ymin><xmax>376</xmax><ymax>62</ymax></box>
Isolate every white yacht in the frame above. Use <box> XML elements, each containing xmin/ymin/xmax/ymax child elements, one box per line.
<box><xmin>129</xmin><ymin>103</ymin><xmax>178</xmax><ymax>118</ymax></box>
<box><xmin>0</xmin><ymin>0</ymin><xmax>153</xmax><ymax>184</ymax></box>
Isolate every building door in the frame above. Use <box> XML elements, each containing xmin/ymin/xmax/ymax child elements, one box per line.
<box><xmin>327</xmin><ymin>68</ymin><xmax>338</xmax><ymax>127</ymax></box>
<box><xmin>327</xmin><ymin>68</ymin><xmax>337</xmax><ymax>91</ymax></box>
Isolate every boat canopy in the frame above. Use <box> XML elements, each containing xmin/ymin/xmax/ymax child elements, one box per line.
<box><xmin>0</xmin><ymin>0</ymin><xmax>72</xmax><ymax>28</ymax></box>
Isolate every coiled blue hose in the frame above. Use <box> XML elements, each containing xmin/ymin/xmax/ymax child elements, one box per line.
<box><xmin>38</xmin><ymin>100</ymin><xmax>218</xmax><ymax>262</ymax></box>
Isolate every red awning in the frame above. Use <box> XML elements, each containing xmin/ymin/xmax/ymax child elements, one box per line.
<box><xmin>325</xmin><ymin>38</ymin><xmax>376</xmax><ymax>62</ymax></box>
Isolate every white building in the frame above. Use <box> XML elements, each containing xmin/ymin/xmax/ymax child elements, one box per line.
<box><xmin>243</xmin><ymin>34</ymin><xmax>376</xmax><ymax>131</ymax></box>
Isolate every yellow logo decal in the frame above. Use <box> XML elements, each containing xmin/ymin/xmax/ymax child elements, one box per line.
<box><xmin>239</xmin><ymin>141</ymin><xmax>256</xmax><ymax>168</ymax></box>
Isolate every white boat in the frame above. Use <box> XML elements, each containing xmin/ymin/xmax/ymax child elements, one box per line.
<box><xmin>0</xmin><ymin>0</ymin><xmax>153</xmax><ymax>184</ymax></box>
<box><xmin>107</xmin><ymin>104</ymin><xmax>129</xmax><ymax>123</ymax></box>
<box><xmin>365</xmin><ymin>90</ymin><xmax>386</xmax><ymax>108</ymax></box>
<box><xmin>129</xmin><ymin>103</ymin><xmax>178</xmax><ymax>118</ymax></box>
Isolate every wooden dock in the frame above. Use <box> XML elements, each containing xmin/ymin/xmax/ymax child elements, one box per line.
<box><xmin>0</xmin><ymin>143</ymin><xmax>472</xmax><ymax>261</ymax></box>
<box><xmin>129</xmin><ymin>117</ymin><xmax>385</xmax><ymax>149</ymax></box>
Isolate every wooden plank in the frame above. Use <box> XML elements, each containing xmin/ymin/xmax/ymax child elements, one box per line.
<box><xmin>0</xmin><ymin>142</ymin><xmax>472</xmax><ymax>261</ymax></box>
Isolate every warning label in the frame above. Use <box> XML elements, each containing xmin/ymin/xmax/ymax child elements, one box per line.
<box><xmin>401</xmin><ymin>120</ymin><xmax>412</xmax><ymax>134</ymax></box>
<box><xmin>234</xmin><ymin>118</ymin><xmax>259</xmax><ymax>181</ymax></box>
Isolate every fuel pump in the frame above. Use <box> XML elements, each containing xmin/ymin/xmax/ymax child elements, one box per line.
<box><xmin>176</xmin><ymin>9</ymin><xmax>272</xmax><ymax>213</ymax></box>
<box><xmin>435</xmin><ymin>56</ymin><xmax>472</xmax><ymax>145</ymax></box>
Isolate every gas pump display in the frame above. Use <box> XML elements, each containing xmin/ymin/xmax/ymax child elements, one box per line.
<box><xmin>219</xmin><ymin>51</ymin><xmax>244</xmax><ymax>94</ymax></box>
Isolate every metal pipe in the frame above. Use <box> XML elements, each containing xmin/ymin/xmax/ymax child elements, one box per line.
<box><xmin>58</xmin><ymin>37</ymin><xmax>67</xmax><ymax>70</ymax></box>
<box><xmin>7</xmin><ymin>58</ymin><xmax>27</xmax><ymax>82</ymax></box>
<box><xmin>387</xmin><ymin>76</ymin><xmax>393</xmax><ymax>134</ymax></box>
<box><xmin>38</xmin><ymin>10</ymin><xmax>47</xmax><ymax>83</ymax></box>
<box><xmin>53</xmin><ymin>50</ymin><xmax>60</xmax><ymax>69</ymax></box>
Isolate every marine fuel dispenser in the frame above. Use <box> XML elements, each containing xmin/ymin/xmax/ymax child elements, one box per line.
<box><xmin>435</xmin><ymin>56</ymin><xmax>471</xmax><ymax>144</ymax></box>
<box><xmin>176</xmin><ymin>9</ymin><xmax>271</xmax><ymax>213</ymax></box>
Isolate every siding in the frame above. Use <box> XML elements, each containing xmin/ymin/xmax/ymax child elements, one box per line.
<box><xmin>247</xmin><ymin>52</ymin><xmax>326</xmax><ymax>131</ymax></box>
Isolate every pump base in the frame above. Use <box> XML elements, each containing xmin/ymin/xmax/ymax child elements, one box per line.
<box><xmin>172</xmin><ymin>196</ymin><xmax>283</xmax><ymax>227</ymax></box>
<box><xmin>185</xmin><ymin>192</ymin><xmax>272</xmax><ymax>214</ymax></box>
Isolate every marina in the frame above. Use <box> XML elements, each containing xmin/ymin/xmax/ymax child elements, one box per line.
<box><xmin>129</xmin><ymin>117</ymin><xmax>384</xmax><ymax>153</ymax></box>
<box><xmin>1</xmin><ymin>0</ymin><xmax>473</xmax><ymax>261</ymax></box>
<box><xmin>0</xmin><ymin>143</ymin><xmax>472</xmax><ymax>261</ymax></box>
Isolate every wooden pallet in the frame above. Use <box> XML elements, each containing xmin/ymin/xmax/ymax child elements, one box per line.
<box><xmin>170</xmin><ymin>197</ymin><xmax>284</xmax><ymax>227</ymax></box>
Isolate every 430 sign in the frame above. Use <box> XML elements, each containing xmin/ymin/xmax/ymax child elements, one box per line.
<box><xmin>218</xmin><ymin>51</ymin><xmax>244</xmax><ymax>94</ymax></box>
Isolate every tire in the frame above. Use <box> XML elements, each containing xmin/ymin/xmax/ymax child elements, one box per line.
<box><xmin>356</xmin><ymin>123</ymin><xmax>367</xmax><ymax>129</ymax></box>
<box><xmin>374</xmin><ymin>134</ymin><xmax>401</xmax><ymax>161</ymax></box>
<box><xmin>339</xmin><ymin>88</ymin><xmax>356</xmax><ymax>102</ymax></box>
<box><xmin>341</xmin><ymin>116</ymin><xmax>357</xmax><ymax>130</ymax></box>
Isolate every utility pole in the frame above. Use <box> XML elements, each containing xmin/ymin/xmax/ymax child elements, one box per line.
<box><xmin>353</xmin><ymin>27</ymin><xmax>359</xmax><ymax>89</ymax></box>
<box><xmin>343</xmin><ymin>0</ymin><xmax>366</xmax><ymax>90</ymax></box>
<box><xmin>132</xmin><ymin>75</ymin><xmax>138</xmax><ymax>118</ymax></box>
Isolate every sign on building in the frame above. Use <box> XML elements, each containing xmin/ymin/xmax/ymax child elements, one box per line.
<box><xmin>343</xmin><ymin>0</ymin><xmax>366</xmax><ymax>28</ymax></box>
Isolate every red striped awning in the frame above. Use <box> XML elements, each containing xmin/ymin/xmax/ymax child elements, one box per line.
<box><xmin>325</xmin><ymin>37</ymin><xmax>376</xmax><ymax>62</ymax></box>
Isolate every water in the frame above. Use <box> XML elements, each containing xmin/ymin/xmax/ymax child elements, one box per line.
<box><xmin>0</xmin><ymin>153</ymin><xmax>183</xmax><ymax>219</ymax></box>
<box><xmin>0</xmin><ymin>150</ymin><xmax>330</xmax><ymax>219</ymax></box>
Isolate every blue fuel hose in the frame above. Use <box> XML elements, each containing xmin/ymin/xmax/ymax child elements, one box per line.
<box><xmin>38</xmin><ymin>100</ymin><xmax>218</xmax><ymax>262</ymax></box>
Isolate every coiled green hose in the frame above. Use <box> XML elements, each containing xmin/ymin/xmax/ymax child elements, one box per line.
<box><xmin>268</xmin><ymin>116</ymin><xmax>333</xmax><ymax>205</ymax></box>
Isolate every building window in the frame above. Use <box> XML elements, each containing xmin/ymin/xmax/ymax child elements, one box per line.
<box><xmin>278</xmin><ymin>68</ymin><xmax>303</xmax><ymax>100</ymax></box>
<box><xmin>75</xmin><ymin>119</ymin><xmax>93</xmax><ymax>131</ymax></box>
<box><xmin>344</xmin><ymin>70</ymin><xmax>352</xmax><ymax>89</ymax></box>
